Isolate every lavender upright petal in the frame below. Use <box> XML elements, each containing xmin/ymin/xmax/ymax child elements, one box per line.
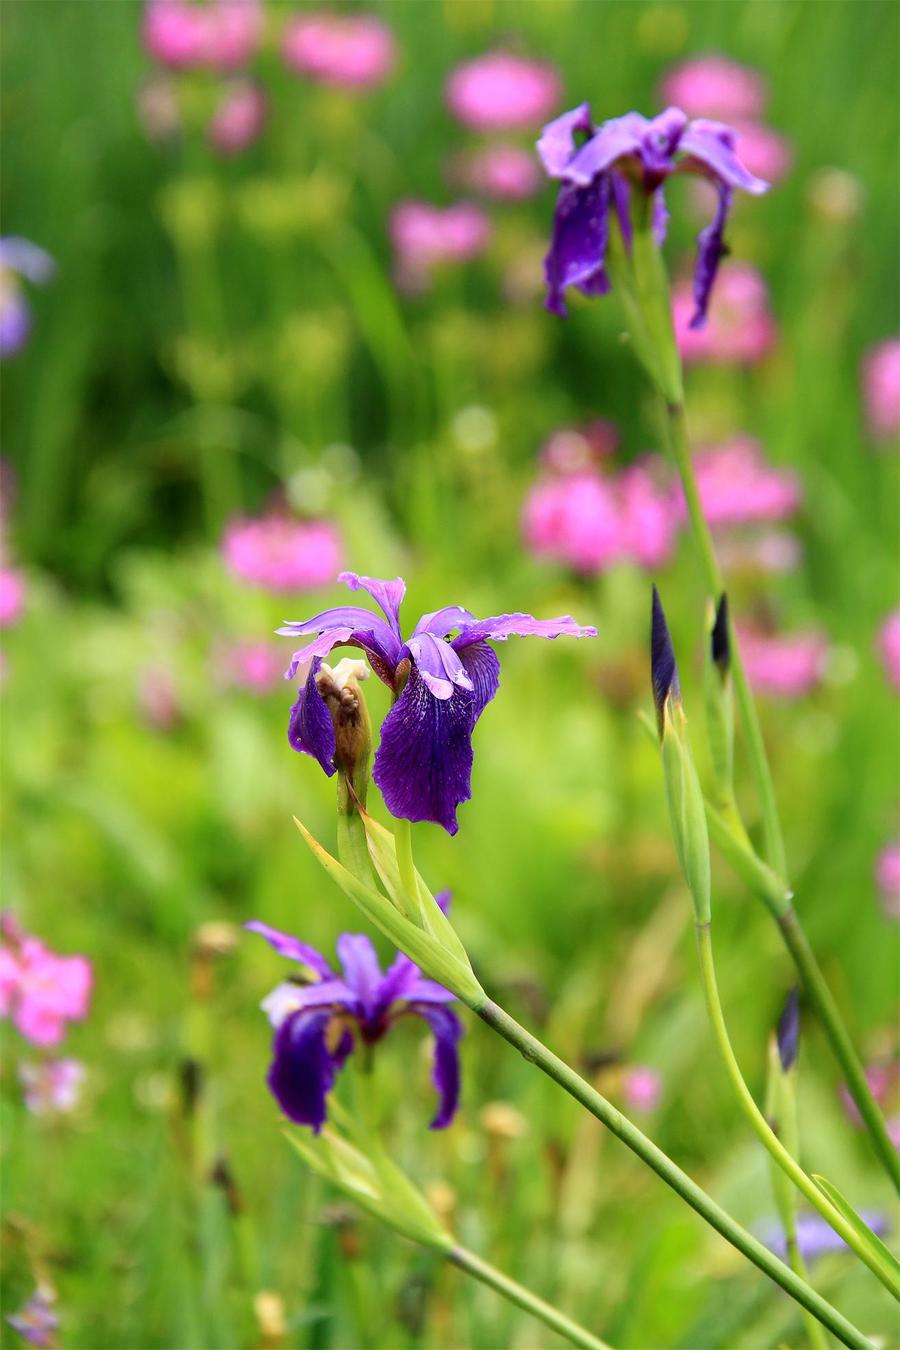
<box><xmin>536</xmin><ymin>101</ymin><xmax>594</xmax><ymax>177</ymax></box>
<box><xmin>245</xmin><ymin>921</ymin><xmax>335</xmax><ymax>977</ymax></box>
<box><xmin>373</xmin><ymin>664</ymin><xmax>476</xmax><ymax>835</ymax></box>
<box><xmin>337</xmin><ymin>572</ymin><xmax>406</xmax><ymax>635</ymax></box>
<box><xmin>268</xmin><ymin>1008</ymin><xmax>351</xmax><ymax>1131</ymax></box>
<box><xmin>288</xmin><ymin>656</ymin><xmax>337</xmax><ymax>775</ymax></box>
<box><xmin>336</xmin><ymin>933</ymin><xmax>384</xmax><ymax>1020</ymax></box>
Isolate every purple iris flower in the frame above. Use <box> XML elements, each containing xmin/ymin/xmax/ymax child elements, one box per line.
<box><xmin>278</xmin><ymin>571</ymin><xmax>597</xmax><ymax>835</ymax></box>
<box><xmin>761</xmin><ymin>1211</ymin><xmax>889</xmax><ymax>1265</ymax></box>
<box><xmin>0</xmin><ymin>237</ymin><xmax>55</xmax><ymax>358</ymax></box>
<box><xmin>536</xmin><ymin>104</ymin><xmax>768</xmax><ymax>326</ymax></box>
<box><xmin>247</xmin><ymin>909</ymin><xmax>462</xmax><ymax>1132</ymax></box>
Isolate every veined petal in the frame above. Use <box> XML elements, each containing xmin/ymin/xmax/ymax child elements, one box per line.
<box><xmin>407</xmin><ymin>631</ymin><xmax>475</xmax><ymax>700</ymax></box>
<box><xmin>679</xmin><ymin>120</ymin><xmax>769</xmax><ymax>194</ymax></box>
<box><xmin>412</xmin><ymin>1004</ymin><xmax>463</xmax><ymax>1129</ymax></box>
<box><xmin>267</xmin><ymin>1008</ymin><xmax>351</xmax><ymax>1131</ymax></box>
<box><xmin>336</xmin><ymin>933</ymin><xmax>383</xmax><ymax>1019</ymax></box>
<box><xmin>288</xmin><ymin>657</ymin><xmax>336</xmax><ymax>776</ymax></box>
<box><xmin>536</xmin><ymin>102</ymin><xmax>594</xmax><ymax>178</ymax></box>
<box><xmin>454</xmin><ymin>639</ymin><xmax>500</xmax><ymax>723</ymax></box>
<box><xmin>338</xmin><ymin>572</ymin><xmax>406</xmax><ymax>635</ymax></box>
<box><xmin>412</xmin><ymin>606</ymin><xmax>477</xmax><ymax>638</ymax></box>
<box><xmin>544</xmin><ymin>176</ymin><xmax>612</xmax><ymax>318</ymax></box>
<box><xmin>281</xmin><ymin>627</ymin><xmax>356</xmax><ymax>679</ymax></box>
<box><xmin>454</xmin><ymin>612</ymin><xmax>598</xmax><ymax>644</ymax></box>
<box><xmin>373</xmin><ymin>664</ymin><xmax>476</xmax><ymax>835</ymax></box>
<box><xmin>245</xmin><ymin>921</ymin><xmax>334</xmax><ymax>978</ymax></box>
<box><xmin>261</xmin><ymin>978</ymin><xmax>353</xmax><ymax>1028</ymax></box>
<box><xmin>690</xmin><ymin>182</ymin><xmax>732</xmax><ymax>328</ymax></box>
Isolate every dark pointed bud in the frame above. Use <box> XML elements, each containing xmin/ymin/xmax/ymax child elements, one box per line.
<box><xmin>776</xmin><ymin>987</ymin><xmax>800</xmax><ymax>1072</ymax></box>
<box><xmin>711</xmin><ymin>593</ymin><xmax>730</xmax><ymax>675</ymax></box>
<box><xmin>651</xmin><ymin>585</ymin><xmax>680</xmax><ymax>739</ymax></box>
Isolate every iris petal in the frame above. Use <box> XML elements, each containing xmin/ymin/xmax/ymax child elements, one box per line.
<box><xmin>412</xmin><ymin>1004</ymin><xmax>463</xmax><ymax>1129</ymax></box>
<box><xmin>543</xmin><ymin>176</ymin><xmax>612</xmax><ymax>318</ymax></box>
<box><xmin>267</xmin><ymin>1008</ymin><xmax>351</xmax><ymax>1132</ymax></box>
<box><xmin>287</xmin><ymin>656</ymin><xmax>337</xmax><ymax>775</ymax></box>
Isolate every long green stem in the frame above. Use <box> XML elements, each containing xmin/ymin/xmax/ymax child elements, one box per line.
<box><xmin>448</xmin><ymin>1244</ymin><xmax>611</xmax><ymax>1350</ymax></box>
<box><xmin>694</xmin><ymin>921</ymin><xmax>900</xmax><ymax>1298</ymax></box>
<box><xmin>786</xmin><ymin>1232</ymin><xmax>830</xmax><ymax>1350</ymax></box>
<box><xmin>664</xmin><ymin>395</ymin><xmax>900</xmax><ymax>1196</ymax></box>
<box><xmin>477</xmin><ymin>999</ymin><xmax>871</xmax><ymax>1350</ymax></box>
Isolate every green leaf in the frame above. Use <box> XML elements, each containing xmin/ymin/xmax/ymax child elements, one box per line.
<box><xmin>811</xmin><ymin>1175</ymin><xmax>900</xmax><ymax>1284</ymax></box>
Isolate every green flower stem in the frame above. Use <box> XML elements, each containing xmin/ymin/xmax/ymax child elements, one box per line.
<box><xmin>476</xmin><ymin>999</ymin><xmax>871</xmax><ymax>1350</ymax></box>
<box><xmin>694</xmin><ymin>920</ymin><xmax>900</xmax><ymax>1298</ymax></box>
<box><xmin>776</xmin><ymin>907</ymin><xmax>900</xmax><ymax>1195</ymax></box>
<box><xmin>448</xmin><ymin>1244</ymin><xmax>611</xmax><ymax>1350</ymax></box>
<box><xmin>787</xmin><ymin>1228</ymin><xmax>830</xmax><ymax>1350</ymax></box>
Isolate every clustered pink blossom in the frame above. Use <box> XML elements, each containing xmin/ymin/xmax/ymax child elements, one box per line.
<box><xmin>737</xmin><ymin>626</ymin><xmax>829</xmax><ymax>698</ymax></box>
<box><xmin>0</xmin><ymin>922</ymin><xmax>92</xmax><ymax>1047</ymax></box>
<box><xmin>681</xmin><ymin>438</ymin><xmax>802</xmax><ymax>528</ymax></box>
<box><xmin>539</xmin><ymin>422</ymin><xmax>620</xmax><ymax>473</ymax></box>
<box><xmin>522</xmin><ymin>460</ymin><xmax>677</xmax><ymax>574</ymax></box>
<box><xmin>220</xmin><ymin>640</ymin><xmax>284</xmax><ymax>693</ymax></box>
<box><xmin>390</xmin><ymin>200</ymin><xmax>491</xmax><ymax>293</ymax></box>
<box><xmin>281</xmin><ymin>11</ymin><xmax>395</xmax><ymax>89</ymax></box>
<box><xmin>142</xmin><ymin>0</ymin><xmax>263</xmax><ymax>71</ymax></box>
<box><xmin>19</xmin><ymin>1058</ymin><xmax>86</xmax><ymax>1116</ymax></box>
<box><xmin>449</xmin><ymin>144</ymin><xmax>541</xmax><ymax>201</ymax></box>
<box><xmin>875</xmin><ymin>844</ymin><xmax>900</xmax><ymax>921</ymax></box>
<box><xmin>660</xmin><ymin>54</ymin><xmax>767</xmax><ymax>121</ymax></box>
<box><xmin>208</xmin><ymin>79</ymin><xmax>267</xmax><ymax>154</ymax></box>
<box><xmin>840</xmin><ymin>1062</ymin><xmax>900</xmax><ymax>1145</ymax></box>
<box><xmin>622</xmin><ymin>1066</ymin><xmax>662</xmax><ymax>1113</ymax></box>
<box><xmin>862</xmin><ymin>338</ymin><xmax>900</xmax><ymax>441</ymax></box>
<box><xmin>877</xmin><ymin>610</ymin><xmax>900</xmax><ymax>690</ymax></box>
<box><xmin>221</xmin><ymin>514</ymin><xmax>343</xmax><ymax>592</ymax></box>
<box><xmin>0</xmin><ymin>565</ymin><xmax>25</xmax><ymax>627</ymax></box>
<box><xmin>673</xmin><ymin>263</ymin><xmax>777</xmax><ymax>365</ymax></box>
<box><xmin>445</xmin><ymin>51</ymin><xmax>560</xmax><ymax>132</ymax></box>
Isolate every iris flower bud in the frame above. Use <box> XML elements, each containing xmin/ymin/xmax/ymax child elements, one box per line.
<box><xmin>703</xmin><ymin>593</ymin><xmax>735</xmax><ymax>804</ymax></box>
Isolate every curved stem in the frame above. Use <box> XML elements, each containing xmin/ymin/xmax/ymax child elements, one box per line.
<box><xmin>477</xmin><ymin>999</ymin><xmax>871</xmax><ymax>1350</ymax></box>
<box><xmin>448</xmin><ymin>1244</ymin><xmax>611</xmax><ymax>1350</ymax></box>
<box><xmin>694</xmin><ymin>921</ymin><xmax>900</xmax><ymax>1298</ymax></box>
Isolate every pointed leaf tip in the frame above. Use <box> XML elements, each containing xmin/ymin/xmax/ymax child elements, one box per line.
<box><xmin>776</xmin><ymin>986</ymin><xmax>800</xmax><ymax>1071</ymax></box>
<box><xmin>651</xmin><ymin>585</ymin><xmax>679</xmax><ymax>735</ymax></box>
<box><xmin>711</xmin><ymin>593</ymin><xmax>730</xmax><ymax>674</ymax></box>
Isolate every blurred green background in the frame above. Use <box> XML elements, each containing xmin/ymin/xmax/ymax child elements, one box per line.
<box><xmin>1</xmin><ymin>1</ymin><xmax>898</xmax><ymax>1347</ymax></box>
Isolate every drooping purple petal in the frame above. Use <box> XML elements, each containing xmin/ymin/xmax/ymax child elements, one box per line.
<box><xmin>412</xmin><ymin>606</ymin><xmax>478</xmax><ymax>638</ymax></box>
<box><xmin>245</xmin><ymin>921</ymin><xmax>335</xmax><ymax>978</ymax></box>
<box><xmin>373</xmin><ymin>664</ymin><xmax>476</xmax><ymax>835</ymax></box>
<box><xmin>679</xmin><ymin>119</ymin><xmax>769</xmax><ymax>195</ymax></box>
<box><xmin>267</xmin><ymin>1008</ymin><xmax>351</xmax><ymax>1131</ymax></box>
<box><xmin>454</xmin><ymin>639</ymin><xmax>500</xmax><ymax>723</ymax></box>
<box><xmin>454</xmin><ymin>612</ymin><xmax>599</xmax><ymax>645</ymax></box>
<box><xmin>288</xmin><ymin>656</ymin><xmax>336</xmax><ymax>775</ymax></box>
<box><xmin>536</xmin><ymin>101</ymin><xmax>594</xmax><ymax>178</ymax></box>
<box><xmin>261</xmin><ymin>978</ymin><xmax>354</xmax><ymax>1027</ymax></box>
<box><xmin>412</xmin><ymin>1004</ymin><xmax>463</xmax><ymax>1129</ymax></box>
<box><xmin>336</xmin><ymin>933</ymin><xmax>383</xmax><ymax>1019</ymax></box>
<box><xmin>338</xmin><ymin>572</ymin><xmax>406</xmax><ymax>635</ymax></box>
<box><xmin>689</xmin><ymin>181</ymin><xmax>732</xmax><ymax>329</ymax></box>
<box><xmin>407</xmin><ymin>631</ymin><xmax>475</xmax><ymax>699</ymax></box>
<box><xmin>543</xmin><ymin>176</ymin><xmax>612</xmax><ymax>318</ymax></box>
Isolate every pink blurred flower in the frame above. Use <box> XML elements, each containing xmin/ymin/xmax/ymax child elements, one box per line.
<box><xmin>840</xmin><ymin>1062</ymin><xmax>899</xmax><ymax>1133</ymax></box>
<box><xmin>660</xmin><ymin>54</ymin><xmax>767</xmax><ymax>121</ymax></box>
<box><xmin>877</xmin><ymin>610</ymin><xmax>900</xmax><ymax>690</ymax></box>
<box><xmin>19</xmin><ymin>1058</ymin><xmax>86</xmax><ymax>1116</ymax></box>
<box><xmin>0</xmin><ymin>929</ymin><xmax>92</xmax><ymax>1048</ymax></box>
<box><xmin>446</xmin><ymin>51</ymin><xmax>560</xmax><ymax>132</ymax></box>
<box><xmin>732</xmin><ymin>121</ymin><xmax>792</xmax><ymax>184</ymax></box>
<box><xmin>136</xmin><ymin>75</ymin><xmax>183</xmax><ymax>144</ymax></box>
<box><xmin>281</xmin><ymin>11</ymin><xmax>395</xmax><ymax>89</ymax></box>
<box><xmin>738</xmin><ymin>626</ymin><xmax>828</xmax><ymax>698</ymax></box>
<box><xmin>220</xmin><ymin>640</ymin><xmax>284</xmax><ymax>693</ymax></box>
<box><xmin>0</xmin><ymin>566</ymin><xmax>24</xmax><ymax>627</ymax></box>
<box><xmin>679</xmin><ymin>438</ymin><xmax>801</xmax><ymax>528</ymax></box>
<box><xmin>875</xmin><ymin>844</ymin><xmax>900</xmax><ymax>920</ymax></box>
<box><xmin>138</xmin><ymin>665</ymin><xmax>180</xmax><ymax>732</ymax></box>
<box><xmin>618</xmin><ymin>463</ymin><xmax>679</xmax><ymax>568</ymax></box>
<box><xmin>390</xmin><ymin>200</ymin><xmax>491</xmax><ymax>292</ymax></box>
<box><xmin>623</xmin><ymin>1066</ymin><xmax>662</xmax><ymax>1112</ymax></box>
<box><xmin>450</xmin><ymin>144</ymin><xmax>541</xmax><ymax>201</ymax></box>
<box><xmin>862</xmin><ymin>338</ymin><xmax>900</xmax><ymax>440</ymax></box>
<box><xmin>221</xmin><ymin>514</ymin><xmax>343</xmax><ymax>591</ymax></box>
<box><xmin>523</xmin><ymin>470</ymin><xmax>625</xmax><ymax>573</ymax></box>
<box><xmin>538</xmin><ymin>421</ymin><xmax>620</xmax><ymax>474</ymax></box>
<box><xmin>673</xmin><ymin>262</ymin><xmax>777</xmax><ymax>364</ymax></box>
<box><xmin>208</xmin><ymin>79</ymin><xmax>267</xmax><ymax>154</ymax></box>
<box><xmin>143</xmin><ymin>0</ymin><xmax>262</xmax><ymax>72</ymax></box>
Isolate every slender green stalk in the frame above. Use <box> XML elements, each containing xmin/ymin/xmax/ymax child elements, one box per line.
<box><xmin>694</xmin><ymin>921</ymin><xmax>900</xmax><ymax>1298</ymax></box>
<box><xmin>394</xmin><ymin>818</ymin><xmax>422</xmax><ymax>924</ymax></box>
<box><xmin>664</xmin><ymin>395</ymin><xmax>900</xmax><ymax>1196</ymax></box>
<box><xmin>448</xmin><ymin>1244</ymin><xmax>611</xmax><ymax>1350</ymax></box>
<box><xmin>777</xmin><ymin>908</ymin><xmax>900</xmax><ymax>1194</ymax></box>
<box><xmin>477</xmin><ymin>999</ymin><xmax>871</xmax><ymax>1350</ymax></box>
<box><xmin>787</xmin><ymin>1231</ymin><xmax>830</xmax><ymax>1350</ymax></box>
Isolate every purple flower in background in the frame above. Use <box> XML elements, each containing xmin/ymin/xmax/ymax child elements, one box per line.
<box><xmin>278</xmin><ymin>572</ymin><xmax>597</xmax><ymax>834</ymax></box>
<box><xmin>247</xmin><ymin>914</ymin><xmax>462</xmax><ymax>1131</ymax></box>
<box><xmin>761</xmin><ymin>1211</ymin><xmax>890</xmax><ymax>1264</ymax></box>
<box><xmin>19</xmin><ymin>1058</ymin><xmax>86</xmax><ymax>1116</ymax></box>
<box><xmin>5</xmin><ymin>1287</ymin><xmax>58</xmax><ymax>1348</ymax></box>
<box><xmin>0</xmin><ymin>238</ymin><xmax>55</xmax><ymax>359</ymax></box>
<box><xmin>537</xmin><ymin>104</ymin><xmax>768</xmax><ymax>324</ymax></box>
